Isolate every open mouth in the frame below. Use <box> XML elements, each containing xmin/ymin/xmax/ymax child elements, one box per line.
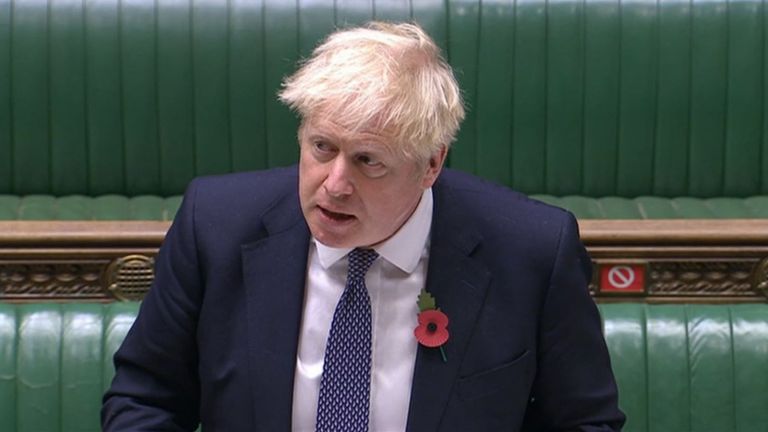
<box><xmin>319</xmin><ymin>206</ymin><xmax>355</xmax><ymax>222</ymax></box>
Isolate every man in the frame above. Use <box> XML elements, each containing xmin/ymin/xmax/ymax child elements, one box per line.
<box><xmin>103</xmin><ymin>22</ymin><xmax>625</xmax><ymax>431</ymax></box>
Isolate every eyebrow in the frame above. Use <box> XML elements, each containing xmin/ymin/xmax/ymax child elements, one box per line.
<box><xmin>305</xmin><ymin>128</ymin><xmax>395</xmax><ymax>156</ymax></box>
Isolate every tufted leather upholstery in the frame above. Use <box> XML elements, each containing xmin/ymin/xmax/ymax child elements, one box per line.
<box><xmin>2</xmin><ymin>0</ymin><xmax>768</xmax><ymax>204</ymax></box>
<box><xmin>0</xmin><ymin>303</ymin><xmax>766</xmax><ymax>431</ymax></box>
<box><xmin>0</xmin><ymin>303</ymin><xmax>135</xmax><ymax>431</ymax></box>
<box><xmin>603</xmin><ymin>304</ymin><xmax>768</xmax><ymax>432</ymax></box>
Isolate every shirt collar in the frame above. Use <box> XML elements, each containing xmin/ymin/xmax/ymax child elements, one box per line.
<box><xmin>314</xmin><ymin>188</ymin><xmax>433</xmax><ymax>274</ymax></box>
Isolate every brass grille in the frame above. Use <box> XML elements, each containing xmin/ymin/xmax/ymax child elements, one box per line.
<box><xmin>106</xmin><ymin>255</ymin><xmax>155</xmax><ymax>301</ymax></box>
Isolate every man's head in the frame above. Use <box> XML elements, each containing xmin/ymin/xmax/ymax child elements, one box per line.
<box><xmin>279</xmin><ymin>22</ymin><xmax>465</xmax><ymax>248</ymax></box>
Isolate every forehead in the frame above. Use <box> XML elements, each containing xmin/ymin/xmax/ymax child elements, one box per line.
<box><xmin>302</xmin><ymin>117</ymin><xmax>398</xmax><ymax>150</ymax></box>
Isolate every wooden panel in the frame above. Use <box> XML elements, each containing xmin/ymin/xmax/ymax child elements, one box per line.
<box><xmin>1</xmin><ymin>220</ymin><xmax>767</xmax><ymax>303</ymax></box>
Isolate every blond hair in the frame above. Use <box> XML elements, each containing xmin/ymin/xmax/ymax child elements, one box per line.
<box><xmin>279</xmin><ymin>22</ymin><xmax>465</xmax><ymax>162</ymax></box>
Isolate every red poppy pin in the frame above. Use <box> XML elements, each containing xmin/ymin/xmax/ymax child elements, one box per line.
<box><xmin>414</xmin><ymin>289</ymin><xmax>449</xmax><ymax>363</ymax></box>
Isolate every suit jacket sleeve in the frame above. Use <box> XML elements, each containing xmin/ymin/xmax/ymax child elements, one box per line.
<box><xmin>522</xmin><ymin>213</ymin><xmax>625</xmax><ymax>431</ymax></box>
<box><xmin>102</xmin><ymin>180</ymin><xmax>203</xmax><ymax>431</ymax></box>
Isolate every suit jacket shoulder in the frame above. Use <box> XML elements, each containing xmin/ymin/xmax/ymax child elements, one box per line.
<box><xmin>184</xmin><ymin>166</ymin><xmax>305</xmax><ymax>250</ymax></box>
<box><xmin>432</xmin><ymin>168</ymin><xmax>581</xmax><ymax>277</ymax></box>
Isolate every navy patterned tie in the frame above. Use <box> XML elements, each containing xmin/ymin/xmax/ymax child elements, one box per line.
<box><xmin>315</xmin><ymin>248</ymin><xmax>379</xmax><ymax>432</ymax></box>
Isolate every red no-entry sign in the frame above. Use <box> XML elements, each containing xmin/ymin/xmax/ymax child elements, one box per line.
<box><xmin>600</xmin><ymin>264</ymin><xmax>645</xmax><ymax>293</ymax></box>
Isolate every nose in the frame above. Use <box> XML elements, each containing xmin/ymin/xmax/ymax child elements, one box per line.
<box><xmin>323</xmin><ymin>157</ymin><xmax>354</xmax><ymax>198</ymax></box>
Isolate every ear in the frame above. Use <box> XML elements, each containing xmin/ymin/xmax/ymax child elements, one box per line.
<box><xmin>420</xmin><ymin>146</ymin><xmax>448</xmax><ymax>188</ymax></box>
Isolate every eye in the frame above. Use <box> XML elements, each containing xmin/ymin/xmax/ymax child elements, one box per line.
<box><xmin>355</xmin><ymin>153</ymin><xmax>387</xmax><ymax>178</ymax></box>
<box><xmin>314</xmin><ymin>140</ymin><xmax>333</xmax><ymax>152</ymax></box>
<box><xmin>309</xmin><ymin>139</ymin><xmax>337</xmax><ymax>161</ymax></box>
<box><xmin>357</xmin><ymin>154</ymin><xmax>381</xmax><ymax>167</ymax></box>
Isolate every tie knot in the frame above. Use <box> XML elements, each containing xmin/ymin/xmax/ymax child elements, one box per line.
<box><xmin>348</xmin><ymin>248</ymin><xmax>379</xmax><ymax>279</ymax></box>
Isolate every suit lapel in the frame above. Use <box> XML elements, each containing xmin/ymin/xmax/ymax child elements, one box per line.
<box><xmin>406</xmin><ymin>180</ymin><xmax>491</xmax><ymax>431</ymax></box>
<box><xmin>241</xmin><ymin>194</ymin><xmax>310</xmax><ymax>430</ymax></box>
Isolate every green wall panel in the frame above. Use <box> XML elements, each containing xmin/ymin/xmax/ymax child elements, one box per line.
<box><xmin>546</xmin><ymin>0</ymin><xmax>584</xmax><ymax>196</ymax></box>
<box><xmin>446</xmin><ymin>0</ymin><xmax>480</xmax><ymax>175</ymax></box>
<box><xmin>12</xmin><ymin>0</ymin><xmax>50</xmax><ymax>194</ymax></box>
<box><xmin>122</xmin><ymin>0</ymin><xmax>161</xmax><ymax>195</ymax></box>
<box><xmin>723</xmin><ymin>0</ymin><xmax>763</xmax><ymax>196</ymax></box>
<box><xmin>0</xmin><ymin>0</ymin><xmax>11</xmax><ymax>191</ymax></box>
<box><xmin>511</xmin><ymin>0</ymin><xmax>547</xmax><ymax>193</ymax></box>
<box><xmin>50</xmin><ymin>0</ymin><xmax>89</xmax><ymax>196</ymax></box>
<box><xmin>336</xmin><ymin>0</ymin><xmax>374</xmax><ymax>26</ymax></box>
<box><xmin>230</xmin><ymin>0</ymin><xmax>268</xmax><ymax>172</ymax></box>
<box><xmin>85</xmin><ymin>0</ymin><xmax>125</xmax><ymax>194</ymax></box>
<box><xmin>654</xmin><ymin>0</ymin><xmax>691</xmax><ymax>197</ymax></box>
<box><xmin>373</xmin><ymin>0</ymin><xmax>412</xmax><ymax>22</ymax></box>
<box><xmin>1</xmin><ymin>0</ymin><xmax>768</xmax><ymax>199</ymax></box>
<box><xmin>582</xmin><ymin>0</ymin><xmax>620</xmax><ymax>197</ymax></box>
<box><xmin>476</xmin><ymin>0</ymin><xmax>514</xmax><ymax>186</ymax></box>
<box><xmin>264</xmin><ymin>0</ymin><xmax>300</xmax><ymax>167</ymax></box>
<box><xmin>689</xmin><ymin>0</ymin><xmax>728</xmax><ymax>197</ymax></box>
<box><xmin>298</xmin><ymin>0</ymin><xmax>336</xmax><ymax>59</ymax></box>
<box><xmin>192</xmin><ymin>0</ymin><xmax>232</xmax><ymax>177</ymax></box>
<box><xmin>764</xmin><ymin>0</ymin><xmax>768</xmax><ymax>194</ymax></box>
<box><xmin>616</xmin><ymin>0</ymin><xmax>656</xmax><ymax>197</ymax></box>
<box><xmin>412</xmin><ymin>0</ymin><xmax>449</xmax><ymax>53</ymax></box>
<box><xmin>157</xmin><ymin>0</ymin><xmax>196</xmax><ymax>195</ymax></box>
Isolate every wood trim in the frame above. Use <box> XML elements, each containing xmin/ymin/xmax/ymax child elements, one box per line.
<box><xmin>579</xmin><ymin>219</ymin><xmax>768</xmax><ymax>246</ymax></box>
<box><xmin>1</xmin><ymin>220</ymin><xmax>767</xmax><ymax>303</ymax></box>
<box><xmin>2</xmin><ymin>219</ymin><xmax>767</xmax><ymax>247</ymax></box>
<box><xmin>0</xmin><ymin>221</ymin><xmax>169</xmax><ymax>246</ymax></box>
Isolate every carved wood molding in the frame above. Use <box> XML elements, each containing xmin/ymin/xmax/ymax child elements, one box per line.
<box><xmin>0</xmin><ymin>222</ymin><xmax>164</xmax><ymax>302</ymax></box>
<box><xmin>1</xmin><ymin>220</ymin><xmax>767</xmax><ymax>303</ymax></box>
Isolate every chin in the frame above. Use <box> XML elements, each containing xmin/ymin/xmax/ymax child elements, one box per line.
<box><xmin>309</xmin><ymin>227</ymin><xmax>355</xmax><ymax>248</ymax></box>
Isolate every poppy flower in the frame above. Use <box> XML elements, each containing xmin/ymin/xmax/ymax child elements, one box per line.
<box><xmin>414</xmin><ymin>309</ymin><xmax>449</xmax><ymax>348</ymax></box>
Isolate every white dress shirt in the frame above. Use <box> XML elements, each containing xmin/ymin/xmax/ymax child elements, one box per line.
<box><xmin>291</xmin><ymin>188</ymin><xmax>433</xmax><ymax>432</ymax></box>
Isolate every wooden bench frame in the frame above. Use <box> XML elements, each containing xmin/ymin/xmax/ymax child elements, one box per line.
<box><xmin>1</xmin><ymin>220</ymin><xmax>767</xmax><ymax>303</ymax></box>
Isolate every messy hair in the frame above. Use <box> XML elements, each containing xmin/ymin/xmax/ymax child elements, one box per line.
<box><xmin>279</xmin><ymin>21</ymin><xmax>465</xmax><ymax>162</ymax></box>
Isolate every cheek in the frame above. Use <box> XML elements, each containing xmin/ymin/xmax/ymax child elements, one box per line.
<box><xmin>299</xmin><ymin>157</ymin><xmax>323</xmax><ymax>189</ymax></box>
<box><xmin>368</xmin><ymin>184</ymin><xmax>422</xmax><ymax>221</ymax></box>
<box><xmin>298</xmin><ymin>166</ymin><xmax>319</xmax><ymax>206</ymax></box>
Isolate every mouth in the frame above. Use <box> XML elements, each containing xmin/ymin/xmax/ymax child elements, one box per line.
<box><xmin>318</xmin><ymin>206</ymin><xmax>356</xmax><ymax>222</ymax></box>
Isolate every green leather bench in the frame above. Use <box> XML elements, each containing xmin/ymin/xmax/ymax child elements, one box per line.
<box><xmin>2</xmin><ymin>0</ymin><xmax>768</xmax><ymax>220</ymax></box>
<box><xmin>1</xmin><ymin>1</ymin><xmax>767</xmax><ymax>429</ymax></box>
<box><xmin>1</xmin><ymin>303</ymin><xmax>766</xmax><ymax>432</ymax></box>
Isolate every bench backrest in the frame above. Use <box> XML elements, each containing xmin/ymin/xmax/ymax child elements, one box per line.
<box><xmin>0</xmin><ymin>302</ymin><xmax>766</xmax><ymax>431</ymax></box>
<box><xmin>2</xmin><ymin>0</ymin><xmax>767</xmax><ymax>198</ymax></box>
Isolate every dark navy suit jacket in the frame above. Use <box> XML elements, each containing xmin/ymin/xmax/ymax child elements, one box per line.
<box><xmin>102</xmin><ymin>167</ymin><xmax>625</xmax><ymax>431</ymax></box>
